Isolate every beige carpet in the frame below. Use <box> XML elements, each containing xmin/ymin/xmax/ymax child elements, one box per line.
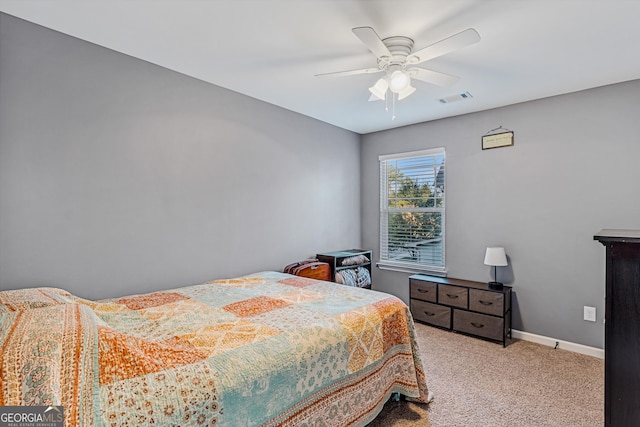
<box><xmin>369</xmin><ymin>323</ymin><xmax>604</xmax><ymax>427</ymax></box>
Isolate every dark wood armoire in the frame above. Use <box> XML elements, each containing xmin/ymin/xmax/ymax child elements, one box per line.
<box><xmin>594</xmin><ymin>229</ymin><xmax>640</xmax><ymax>427</ymax></box>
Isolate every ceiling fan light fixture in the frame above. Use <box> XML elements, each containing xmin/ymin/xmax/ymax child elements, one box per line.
<box><xmin>389</xmin><ymin>70</ymin><xmax>410</xmax><ymax>93</ymax></box>
<box><xmin>397</xmin><ymin>84</ymin><xmax>416</xmax><ymax>100</ymax></box>
<box><xmin>368</xmin><ymin>77</ymin><xmax>388</xmax><ymax>100</ymax></box>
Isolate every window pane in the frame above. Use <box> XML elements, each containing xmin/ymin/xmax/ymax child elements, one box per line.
<box><xmin>386</xmin><ymin>211</ymin><xmax>443</xmax><ymax>266</ymax></box>
<box><xmin>386</xmin><ymin>156</ymin><xmax>444</xmax><ymax>209</ymax></box>
<box><xmin>380</xmin><ymin>148</ymin><xmax>445</xmax><ymax>271</ymax></box>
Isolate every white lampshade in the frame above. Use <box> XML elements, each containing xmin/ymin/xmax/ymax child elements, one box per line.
<box><xmin>368</xmin><ymin>78</ymin><xmax>388</xmax><ymax>100</ymax></box>
<box><xmin>397</xmin><ymin>84</ymin><xmax>416</xmax><ymax>100</ymax></box>
<box><xmin>389</xmin><ymin>70</ymin><xmax>410</xmax><ymax>93</ymax></box>
<box><xmin>484</xmin><ymin>247</ymin><xmax>508</xmax><ymax>266</ymax></box>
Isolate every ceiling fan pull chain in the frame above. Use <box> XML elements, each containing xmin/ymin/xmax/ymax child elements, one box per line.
<box><xmin>392</xmin><ymin>92</ymin><xmax>396</xmax><ymax>120</ymax></box>
<box><xmin>385</xmin><ymin>88</ymin><xmax>389</xmax><ymax>112</ymax></box>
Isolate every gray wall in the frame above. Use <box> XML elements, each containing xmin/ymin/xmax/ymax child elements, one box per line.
<box><xmin>3</xmin><ymin>12</ymin><xmax>639</xmax><ymax>349</ymax></box>
<box><xmin>0</xmin><ymin>13</ymin><xmax>361</xmax><ymax>299</ymax></box>
<box><xmin>362</xmin><ymin>79</ymin><xmax>640</xmax><ymax>349</ymax></box>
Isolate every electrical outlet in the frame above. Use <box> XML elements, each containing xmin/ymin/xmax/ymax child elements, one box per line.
<box><xmin>584</xmin><ymin>306</ymin><xmax>596</xmax><ymax>322</ymax></box>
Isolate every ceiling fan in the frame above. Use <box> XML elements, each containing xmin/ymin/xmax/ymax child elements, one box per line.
<box><xmin>316</xmin><ymin>26</ymin><xmax>481</xmax><ymax>105</ymax></box>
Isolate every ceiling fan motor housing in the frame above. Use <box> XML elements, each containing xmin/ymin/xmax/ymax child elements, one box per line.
<box><xmin>378</xmin><ymin>36</ymin><xmax>414</xmax><ymax>69</ymax></box>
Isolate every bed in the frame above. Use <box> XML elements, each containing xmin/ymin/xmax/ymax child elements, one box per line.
<box><xmin>0</xmin><ymin>271</ymin><xmax>429</xmax><ymax>426</ymax></box>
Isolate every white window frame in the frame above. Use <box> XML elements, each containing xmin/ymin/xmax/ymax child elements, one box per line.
<box><xmin>378</xmin><ymin>148</ymin><xmax>446</xmax><ymax>275</ymax></box>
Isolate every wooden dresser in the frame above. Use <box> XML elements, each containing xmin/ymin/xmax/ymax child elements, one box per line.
<box><xmin>594</xmin><ymin>229</ymin><xmax>640</xmax><ymax>427</ymax></box>
<box><xmin>409</xmin><ymin>275</ymin><xmax>512</xmax><ymax>347</ymax></box>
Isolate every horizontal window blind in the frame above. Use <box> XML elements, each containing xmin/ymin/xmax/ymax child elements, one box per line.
<box><xmin>380</xmin><ymin>148</ymin><xmax>445</xmax><ymax>272</ymax></box>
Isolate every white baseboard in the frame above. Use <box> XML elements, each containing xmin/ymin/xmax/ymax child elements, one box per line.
<box><xmin>511</xmin><ymin>330</ymin><xmax>604</xmax><ymax>359</ymax></box>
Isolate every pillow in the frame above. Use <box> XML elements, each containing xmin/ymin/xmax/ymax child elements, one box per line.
<box><xmin>340</xmin><ymin>254</ymin><xmax>369</xmax><ymax>266</ymax></box>
<box><xmin>0</xmin><ymin>287</ymin><xmax>75</xmax><ymax>311</ymax></box>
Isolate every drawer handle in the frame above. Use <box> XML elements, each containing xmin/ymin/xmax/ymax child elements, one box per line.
<box><xmin>470</xmin><ymin>322</ymin><xmax>485</xmax><ymax>329</ymax></box>
<box><xmin>479</xmin><ymin>300</ymin><xmax>493</xmax><ymax>306</ymax></box>
<box><xmin>417</xmin><ymin>289</ymin><xmax>430</xmax><ymax>293</ymax></box>
<box><xmin>423</xmin><ymin>311</ymin><xmax>435</xmax><ymax>317</ymax></box>
<box><xmin>446</xmin><ymin>294</ymin><xmax>459</xmax><ymax>299</ymax></box>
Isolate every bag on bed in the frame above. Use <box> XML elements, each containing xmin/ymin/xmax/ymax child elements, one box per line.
<box><xmin>283</xmin><ymin>259</ymin><xmax>331</xmax><ymax>281</ymax></box>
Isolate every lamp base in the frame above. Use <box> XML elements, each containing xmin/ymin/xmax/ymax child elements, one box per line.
<box><xmin>488</xmin><ymin>281</ymin><xmax>504</xmax><ymax>290</ymax></box>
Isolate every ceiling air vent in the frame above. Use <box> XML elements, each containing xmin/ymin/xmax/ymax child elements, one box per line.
<box><xmin>439</xmin><ymin>91</ymin><xmax>473</xmax><ymax>104</ymax></box>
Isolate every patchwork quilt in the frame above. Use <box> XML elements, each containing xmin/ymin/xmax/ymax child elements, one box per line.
<box><xmin>0</xmin><ymin>271</ymin><xmax>429</xmax><ymax>426</ymax></box>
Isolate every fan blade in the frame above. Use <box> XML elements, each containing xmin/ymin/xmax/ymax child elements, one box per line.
<box><xmin>409</xmin><ymin>67</ymin><xmax>459</xmax><ymax>87</ymax></box>
<box><xmin>352</xmin><ymin>26</ymin><xmax>392</xmax><ymax>61</ymax></box>
<box><xmin>315</xmin><ymin>68</ymin><xmax>382</xmax><ymax>78</ymax></box>
<box><xmin>407</xmin><ymin>28</ymin><xmax>480</xmax><ymax>64</ymax></box>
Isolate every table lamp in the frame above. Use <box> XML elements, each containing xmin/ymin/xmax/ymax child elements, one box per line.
<box><xmin>484</xmin><ymin>247</ymin><xmax>508</xmax><ymax>289</ymax></box>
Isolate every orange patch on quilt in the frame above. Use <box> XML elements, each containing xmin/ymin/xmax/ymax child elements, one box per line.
<box><xmin>116</xmin><ymin>292</ymin><xmax>188</xmax><ymax>310</ymax></box>
<box><xmin>222</xmin><ymin>296</ymin><xmax>290</xmax><ymax>317</ymax></box>
<box><xmin>97</xmin><ymin>326</ymin><xmax>207</xmax><ymax>385</ymax></box>
<box><xmin>373</xmin><ymin>298</ymin><xmax>411</xmax><ymax>352</ymax></box>
<box><xmin>181</xmin><ymin>319</ymin><xmax>281</xmax><ymax>355</ymax></box>
<box><xmin>279</xmin><ymin>277</ymin><xmax>316</xmax><ymax>288</ymax></box>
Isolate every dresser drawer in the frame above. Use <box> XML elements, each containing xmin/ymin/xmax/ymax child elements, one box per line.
<box><xmin>469</xmin><ymin>289</ymin><xmax>504</xmax><ymax>316</ymax></box>
<box><xmin>438</xmin><ymin>284</ymin><xmax>468</xmax><ymax>309</ymax></box>
<box><xmin>453</xmin><ymin>309</ymin><xmax>504</xmax><ymax>342</ymax></box>
<box><xmin>410</xmin><ymin>279</ymin><xmax>437</xmax><ymax>303</ymax></box>
<box><xmin>411</xmin><ymin>299</ymin><xmax>451</xmax><ymax>329</ymax></box>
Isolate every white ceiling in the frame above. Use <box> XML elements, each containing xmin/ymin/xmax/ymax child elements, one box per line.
<box><xmin>1</xmin><ymin>0</ymin><xmax>640</xmax><ymax>134</ymax></box>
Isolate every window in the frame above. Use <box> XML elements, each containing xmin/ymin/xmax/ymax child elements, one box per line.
<box><xmin>379</xmin><ymin>148</ymin><xmax>445</xmax><ymax>274</ymax></box>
